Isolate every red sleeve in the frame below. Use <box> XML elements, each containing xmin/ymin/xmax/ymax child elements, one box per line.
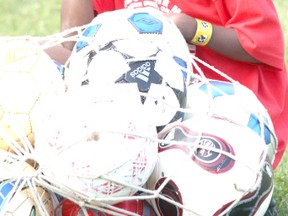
<box><xmin>92</xmin><ymin>0</ymin><xmax>115</xmax><ymax>14</ymax></box>
<box><xmin>214</xmin><ymin>0</ymin><xmax>285</xmax><ymax>70</ymax></box>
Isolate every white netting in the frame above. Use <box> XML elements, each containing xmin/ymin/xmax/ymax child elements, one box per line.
<box><xmin>0</xmin><ymin>8</ymin><xmax>276</xmax><ymax>216</ymax></box>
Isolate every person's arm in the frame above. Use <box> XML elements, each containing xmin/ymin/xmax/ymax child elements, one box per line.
<box><xmin>61</xmin><ymin>0</ymin><xmax>95</xmax><ymax>50</ymax></box>
<box><xmin>165</xmin><ymin>13</ymin><xmax>261</xmax><ymax>64</ymax></box>
<box><xmin>44</xmin><ymin>46</ymin><xmax>72</xmax><ymax>65</ymax></box>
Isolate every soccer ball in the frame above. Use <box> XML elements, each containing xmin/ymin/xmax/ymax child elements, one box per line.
<box><xmin>34</xmin><ymin>84</ymin><xmax>158</xmax><ymax>204</ymax></box>
<box><xmin>70</xmin><ymin>7</ymin><xmax>191</xmax><ymax>83</ymax></box>
<box><xmin>67</xmin><ymin>8</ymin><xmax>190</xmax><ymax>131</ymax></box>
<box><xmin>0</xmin><ymin>181</ymin><xmax>54</xmax><ymax>216</ymax></box>
<box><xmin>0</xmin><ymin>161</ymin><xmax>54</xmax><ymax>215</ymax></box>
<box><xmin>58</xmin><ymin>198</ymin><xmax>156</xmax><ymax>216</ymax></box>
<box><xmin>184</xmin><ymin>80</ymin><xmax>277</xmax><ymax>163</ymax></box>
<box><xmin>147</xmin><ymin>116</ymin><xmax>273</xmax><ymax>216</ymax></box>
<box><xmin>0</xmin><ymin>39</ymin><xmax>65</xmax><ymax>152</ymax></box>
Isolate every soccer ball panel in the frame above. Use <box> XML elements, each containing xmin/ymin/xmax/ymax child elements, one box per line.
<box><xmin>0</xmin><ymin>39</ymin><xmax>65</xmax><ymax>152</ymax></box>
<box><xmin>34</xmin><ymin>84</ymin><xmax>158</xmax><ymax>204</ymax></box>
<box><xmin>0</xmin><ymin>72</ymin><xmax>39</xmax><ymax>113</ymax></box>
<box><xmin>128</xmin><ymin>12</ymin><xmax>163</xmax><ymax>34</ymax></box>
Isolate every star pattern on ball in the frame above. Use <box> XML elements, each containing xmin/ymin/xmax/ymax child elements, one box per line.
<box><xmin>115</xmin><ymin>60</ymin><xmax>163</xmax><ymax>103</ymax></box>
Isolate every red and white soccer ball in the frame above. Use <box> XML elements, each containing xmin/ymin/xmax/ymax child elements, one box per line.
<box><xmin>56</xmin><ymin>198</ymin><xmax>156</xmax><ymax>216</ymax></box>
<box><xmin>34</xmin><ymin>84</ymin><xmax>158</xmax><ymax>204</ymax></box>
<box><xmin>66</xmin><ymin>8</ymin><xmax>190</xmax><ymax>132</ymax></box>
<box><xmin>184</xmin><ymin>80</ymin><xmax>277</xmax><ymax>164</ymax></box>
<box><xmin>147</xmin><ymin>116</ymin><xmax>273</xmax><ymax>216</ymax></box>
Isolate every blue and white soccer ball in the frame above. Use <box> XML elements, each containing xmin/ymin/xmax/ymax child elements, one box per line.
<box><xmin>0</xmin><ymin>181</ymin><xmax>54</xmax><ymax>216</ymax></box>
<box><xmin>184</xmin><ymin>80</ymin><xmax>278</xmax><ymax>163</ymax></box>
<box><xmin>0</xmin><ymin>161</ymin><xmax>54</xmax><ymax>215</ymax></box>
<box><xmin>67</xmin><ymin>8</ymin><xmax>191</xmax><ymax>131</ymax></box>
<box><xmin>69</xmin><ymin>7</ymin><xmax>191</xmax><ymax>82</ymax></box>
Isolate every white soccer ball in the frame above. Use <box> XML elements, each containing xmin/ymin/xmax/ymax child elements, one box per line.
<box><xmin>34</xmin><ymin>84</ymin><xmax>158</xmax><ymax>204</ymax></box>
<box><xmin>147</xmin><ymin>116</ymin><xmax>273</xmax><ymax>216</ymax></box>
<box><xmin>0</xmin><ymin>39</ymin><xmax>65</xmax><ymax>152</ymax></box>
<box><xmin>0</xmin><ymin>183</ymin><xmax>54</xmax><ymax>216</ymax></box>
<box><xmin>0</xmin><ymin>181</ymin><xmax>54</xmax><ymax>216</ymax></box>
<box><xmin>184</xmin><ymin>80</ymin><xmax>277</xmax><ymax>163</ymax></box>
<box><xmin>0</xmin><ymin>161</ymin><xmax>55</xmax><ymax>216</ymax></box>
<box><xmin>67</xmin><ymin>8</ymin><xmax>190</xmax><ymax>132</ymax></box>
<box><xmin>69</xmin><ymin>7</ymin><xmax>191</xmax><ymax>83</ymax></box>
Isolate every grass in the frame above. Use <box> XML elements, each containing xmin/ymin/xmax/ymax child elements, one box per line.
<box><xmin>0</xmin><ymin>0</ymin><xmax>287</xmax><ymax>214</ymax></box>
<box><xmin>0</xmin><ymin>0</ymin><xmax>61</xmax><ymax>36</ymax></box>
<box><xmin>274</xmin><ymin>0</ymin><xmax>288</xmax><ymax>67</ymax></box>
<box><xmin>272</xmin><ymin>1</ymin><xmax>288</xmax><ymax>214</ymax></box>
<box><xmin>274</xmin><ymin>150</ymin><xmax>288</xmax><ymax>215</ymax></box>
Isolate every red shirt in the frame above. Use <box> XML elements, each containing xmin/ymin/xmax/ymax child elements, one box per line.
<box><xmin>92</xmin><ymin>0</ymin><xmax>288</xmax><ymax>169</ymax></box>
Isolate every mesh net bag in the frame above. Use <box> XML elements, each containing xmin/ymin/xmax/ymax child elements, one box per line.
<box><xmin>0</xmin><ymin>8</ymin><xmax>277</xmax><ymax>216</ymax></box>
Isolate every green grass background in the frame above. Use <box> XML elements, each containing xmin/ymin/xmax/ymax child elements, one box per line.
<box><xmin>0</xmin><ymin>0</ymin><xmax>287</xmax><ymax>214</ymax></box>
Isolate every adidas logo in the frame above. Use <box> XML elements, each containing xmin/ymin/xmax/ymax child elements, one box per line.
<box><xmin>129</xmin><ymin>61</ymin><xmax>151</xmax><ymax>82</ymax></box>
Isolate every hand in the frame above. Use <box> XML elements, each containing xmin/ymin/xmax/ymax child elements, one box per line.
<box><xmin>164</xmin><ymin>13</ymin><xmax>260</xmax><ymax>63</ymax></box>
<box><xmin>163</xmin><ymin>13</ymin><xmax>197</xmax><ymax>41</ymax></box>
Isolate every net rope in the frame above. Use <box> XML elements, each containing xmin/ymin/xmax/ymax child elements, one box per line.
<box><xmin>0</xmin><ymin>22</ymin><xmax>274</xmax><ymax>216</ymax></box>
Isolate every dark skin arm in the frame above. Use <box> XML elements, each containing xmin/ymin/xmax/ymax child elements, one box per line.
<box><xmin>165</xmin><ymin>13</ymin><xmax>261</xmax><ymax>63</ymax></box>
<box><xmin>44</xmin><ymin>45</ymin><xmax>72</xmax><ymax>65</ymax></box>
<box><xmin>44</xmin><ymin>0</ymin><xmax>94</xmax><ymax>64</ymax></box>
<box><xmin>60</xmin><ymin>0</ymin><xmax>95</xmax><ymax>50</ymax></box>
